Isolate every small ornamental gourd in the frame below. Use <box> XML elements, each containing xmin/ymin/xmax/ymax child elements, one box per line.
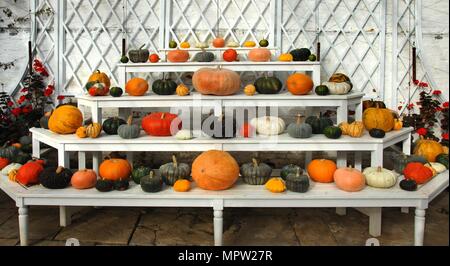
<box><xmin>265</xmin><ymin>178</ymin><xmax>286</xmax><ymax>193</ymax></box>
<box><xmin>85</xmin><ymin>123</ymin><xmax>102</xmax><ymax>138</ymax></box>
<box><xmin>113</xmin><ymin>179</ymin><xmax>130</xmax><ymax>191</ymax></box>
<box><xmin>392</xmin><ymin>153</ymin><xmax>428</xmax><ymax>174</ymax></box>
<box><xmin>110</xmin><ymin>87</ymin><xmax>123</xmax><ymax>97</ymax></box>
<box><xmin>159</xmin><ymin>155</ymin><xmax>191</xmax><ymax>186</ymax></box>
<box><xmin>118</xmin><ymin>116</ymin><xmax>140</xmax><ymax>139</ymax></box>
<box><xmin>280</xmin><ymin>164</ymin><xmax>303</xmax><ymax>180</ymax></box>
<box><xmin>173</xmin><ymin>179</ymin><xmax>191</xmax><ymax>192</ymax></box>
<box><xmin>324</xmin><ymin>126</ymin><xmax>342</xmax><ymax>139</ymax></box>
<box><xmin>103</xmin><ymin>117</ymin><xmax>126</xmax><ymax>135</ymax></box>
<box><xmin>400</xmin><ymin>179</ymin><xmax>417</xmax><ymax>191</ymax></box>
<box><xmin>315</xmin><ymin>85</ymin><xmax>329</xmax><ymax>96</ymax></box>
<box><xmin>180</xmin><ymin>41</ymin><xmax>190</xmax><ymax>49</ymax></box>
<box><xmin>254</xmin><ymin>76</ymin><xmax>282</xmax><ymax>94</ymax></box>
<box><xmin>131</xmin><ymin>166</ymin><xmax>151</xmax><ymax>184</ymax></box>
<box><xmin>38</xmin><ymin>166</ymin><xmax>73</xmax><ymax>189</ymax></box>
<box><xmin>71</xmin><ymin>169</ymin><xmax>97</xmax><ymax>189</ymax></box>
<box><xmin>152</xmin><ymin>77</ymin><xmax>178</xmax><ymax>95</ymax></box>
<box><xmin>175</xmin><ymin>130</ymin><xmax>193</xmax><ymax>140</ymax></box>
<box><xmin>195</xmin><ymin>42</ymin><xmax>209</xmax><ymax>49</ymax></box>
<box><xmin>278</xmin><ymin>53</ymin><xmax>293</xmax><ymax>62</ymax></box>
<box><xmin>96</xmin><ymin>179</ymin><xmax>114</xmax><ymax>192</ymax></box>
<box><xmin>285</xmin><ymin>168</ymin><xmax>310</xmax><ymax>193</ymax></box>
<box><xmin>413</xmin><ymin>137</ymin><xmax>445</xmax><ymax>162</ymax></box>
<box><xmin>99</xmin><ymin>157</ymin><xmax>131</xmax><ymax>181</ymax></box>
<box><xmin>427</xmin><ymin>162</ymin><xmax>446</xmax><ymax>174</ymax></box>
<box><xmin>1</xmin><ymin>162</ymin><xmax>21</xmax><ymax>175</ymax></box>
<box><xmin>307</xmin><ymin>159</ymin><xmax>337</xmax><ymax>183</ymax></box>
<box><xmin>305</xmin><ymin>113</ymin><xmax>333</xmax><ymax>134</ymax></box>
<box><xmin>239</xmin><ymin>158</ymin><xmax>272</xmax><ymax>185</ymax></box>
<box><xmin>141</xmin><ymin>171</ymin><xmax>163</xmax><ymax>193</ymax></box>
<box><xmin>176</xmin><ymin>84</ymin><xmax>190</xmax><ymax>96</ymax></box>
<box><xmin>334</xmin><ymin>167</ymin><xmax>365</xmax><ymax>192</ymax></box>
<box><xmin>393</xmin><ymin>119</ymin><xmax>403</xmax><ymax>130</ymax></box>
<box><xmin>403</xmin><ymin>162</ymin><xmax>433</xmax><ymax>184</ymax></box>
<box><xmin>286</xmin><ymin>73</ymin><xmax>314</xmax><ymax>95</ymax></box>
<box><xmin>250</xmin><ymin>116</ymin><xmax>286</xmax><ymax>136</ymax></box>
<box><xmin>363</xmin><ymin>167</ymin><xmax>397</xmax><ymax>188</ymax></box>
<box><xmin>321</xmin><ymin>81</ymin><xmax>352</xmax><ymax>95</ymax></box>
<box><xmin>369</xmin><ymin>128</ymin><xmax>385</xmax><ymax>138</ymax></box>
<box><xmin>76</xmin><ymin>127</ymin><xmax>87</xmax><ymax>138</ymax></box>
<box><xmin>227</xmin><ymin>41</ymin><xmax>240</xmax><ymax>48</ymax></box>
<box><xmin>436</xmin><ymin>154</ymin><xmax>448</xmax><ymax>169</ymax></box>
<box><xmin>8</xmin><ymin>169</ymin><xmax>18</xmax><ymax>182</ymax></box>
<box><xmin>287</xmin><ymin>115</ymin><xmax>312</xmax><ymax>139</ymax></box>
<box><xmin>339</xmin><ymin>121</ymin><xmax>365</xmax><ymax>138</ymax></box>
<box><xmin>244</xmin><ymin>84</ymin><xmax>256</xmax><ymax>96</ymax></box>
<box><xmin>243</xmin><ymin>41</ymin><xmax>256</xmax><ymax>47</ymax></box>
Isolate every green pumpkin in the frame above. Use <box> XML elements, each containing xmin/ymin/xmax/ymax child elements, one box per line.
<box><xmin>96</xmin><ymin>179</ymin><xmax>114</xmax><ymax>192</ymax></box>
<box><xmin>254</xmin><ymin>76</ymin><xmax>282</xmax><ymax>94</ymax></box>
<box><xmin>305</xmin><ymin>113</ymin><xmax>333</xmax><ymax>134</ymax></box>
<box><xmin>38</xmin><ymin>166</ymin><xmax>73</xmax><ymax>189</ymax></box>
<box><xmin>369</xmin><ymin>128</ymin><xmax>385</xmax><ymax>138</ymax></box>
<box><xmin>39</xmin><ymin>115</ymin><xmax>50</xmax><ymax>129</ymax></box>
<box><xmin>141</xmin><ymin>171</ymin><xmax>163</xmax><ymax>193</ymax></box>
<box><xmin>0</xmin><ymin>145</ymin><xmax>19</xmax><ymax>161</ymax></box>
<box><xmin>85</xmin><ymin>81</ymin><xmax>98</xmax><ymax>91</ymax></box>
<box><xmin>280</xmin><ymin>164</ymin><xmax>303</xmax><ymax>180</ymax></box>
<box><xmin>113</xmin><ymin>179</ymin><xmax>130</xmax><ymax>191</ymax></box>
<box><xmin>239</xmin><ymin>158</ymin><xmax>273</xmax><ymax>185</ymax></box>
<box><xmin>19</xmin><ymin>135</ymin><xmax>32</xmax><ymax>145</ymax></box>
<box><xmin>324</xmin><ymin>126</ymin><xmax>342</xmax><ymax>139</ymax></box>
<box><xmin>400</xmin><ymin>179</ymin><xmax>417</xmax><ymax>191</ymax></box>
<box><xmin>152</xmin><ymin>78</ymin><xmax>177</xmax><ymax>95</ymax></box>
<box><xmin>132</xmin><ymin>166</ymin><xmax>151</xmax><ymax>184</ymax></box>
<box><xmin>14</xmin><ymin>151</ymin><xmax>31</xmax><ymax>164</ymax></box>
<box><xmin>287</xmin><ymin>115</ymin><xmax>312</xmax><ymax>139</ymax></box>
<box><xmin>110</xmin><ymin>87</ymin><xmax>123</xmax><ymax>97</ymax></box>
<box><xmin>436</xmin><ymin>154</ymin><xmax>449</xmax><ymax>169</ymax></box>
<box><xmin>285</xmin><ymin>168</ymin><xmax>310</xmax><ymax>193</ymax></box>
<box><xmin>392</xmin><ymin>153</ymin><xmax>428</xmax><ymax>173</ymax></box>
<box><xmin>103</xmin><ymin>117</ymin><xmax>126</xmax><ymax>135</ymax></box>
<box><xmin>315</xmin><ymin>85</ymin><xmax>329</xmax><ymax>96</ymax></box>
<box><xmin>118</xmin><ymin>116</ymin><xmax>140</xmax><ymax>139</ymax></box>
<box><xmin>193</xmin><ymin>51</ymin><xmax>215</xmax><ymax>62</ymax></box>
<box><xmin>159</xmin><ymin>155</ymin><xmax>191</xmax><ymax>186</ymax></box>
<box><xmin>290</xmin><ymin>48</ymin><xmax>311</xmax><ymax>61</ymax></box>
<box><xmin>128</xmin><ymin>44</ymin><xmax>149</xmax><ymax>63</ymax></box>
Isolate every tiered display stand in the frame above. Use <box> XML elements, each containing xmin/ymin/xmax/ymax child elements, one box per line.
<box><xmin>1</xmin><ymin>59</ymin><xmax>448</xmax><ymax>246</ymax></box>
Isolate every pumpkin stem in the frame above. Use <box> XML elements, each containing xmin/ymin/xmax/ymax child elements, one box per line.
<box><xmin>56</xmin><ymin>166</ymin><xmax>64</xmax><ymax>174</ymax></box>
<box><xmin>127</xmin><ymin>115</ymin><xmax>133</xmax><ymax>125</ymax></box>
<box><xmin>149</xmin><ymin>171</ymin><xmax>154</xmax><ymax>178</ymax></box>
<box><xmin>172</xmin><ymin>155</ymin><xmax>178</xmax><ymax>167</ymax></box>
<box><xmin>296</xmin><ymin>167</ymin><xmax>300</xmax><ymax>177</ymax></box>
<box><xmin>139</xmin><ymin>44</ymin><xmax>145</xmax><ymax>50</ymax></box>
<box><xmin>377</xmin><ymin>166</ymin><xmax>382</xmax><ymax>172</ymax></box>
<box><xmin>252</xmin><ymin>158</ymin><xmax>258</xmax><ymax>167</ymax></box>
<box><xmin>296</xmin><ymin>114</ymin><xmax>304</xmax><ymax>124</ymax></box>
<box><xmin>161</xmin><ymin>113</ymin><xmax>166</xmax><ymax>119</ymax></box>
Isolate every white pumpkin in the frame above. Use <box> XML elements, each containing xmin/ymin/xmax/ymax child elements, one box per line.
<box><xmin>363</xmin><ymin>166</ymin><xmax>397</xmax><ymax>188</ymax></box>
<box><xmin>195</xmin><ymin>42</ymin><xmax>209</xmax><ymax>49</ymax></box>
<box><xmin>227</xmin><ymin>41</ymin><xmax>240</xmax><ymax>48</ymax></box>
<box><xmin>322</xmin><ymin>81</ymin><xmax>352</xmax><ymax>95</ymax></box>
<box><xmin>175</xmin><ymin>130</ymin><xmax>193</xmax><ymax>140</ymax></box>
<box><xmin>428</xmin><ymin>162</ymin><xmax>447</xmax><ymax>174</ymax></box>
<box><xmin>1</xmin><ymin>163</ymin><xmax>22</xmax><ymax>176</ymax></box>
<box><xmin>250</xmin><ymin>116</ymin><xmax>286</xmax><ymax>136</ymax></box>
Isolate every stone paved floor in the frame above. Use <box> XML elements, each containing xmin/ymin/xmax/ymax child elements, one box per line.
<box><xmin>0</xmin><ymin>189</ymin><xmax>448</xmax><ymax>246</ymax></box>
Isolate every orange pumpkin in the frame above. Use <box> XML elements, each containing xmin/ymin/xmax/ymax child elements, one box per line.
<box><xmin>286</xmin><ymin>73</ymin><xmax>314</xmax><ymax>95</ymax></box>
<box><xmin>333</xmin><ymin>167</ymin><xmax>365</xmax><ymax>192</ymax></box>
<box><xmin>213</xmin><ymin>37</ymin><xmax>225</xmax><ymax>48</ymax></box>
<box><xmin>88</xmin><ymin>70</ymin><xmax>111</xmax><ymax>89</ymax></box>
<box><xmin>248</xmin><ymin>48</ymin><xmax>272</xmax><ymax>62</ymax></box>
<box><xmin>125</xmin><ymin>77</ymin><xmax>149</xmax><ymax>96</ymax></box>
<box><xmin>403</xmin><ymin>162</ymin><xmax>433</xmax><ymax>184</ymax></box>
<box><xmin>16</xmin><ymin>160</ymin><xmax>45</xmax><ymax>186</ymax></box>
<box><xmin>48</xmin><ymin>105</ymin><xmax>83</xmax><ymax>134</ymax></box>
<box><xmin>173</xmin><ymin>179</ymin><xmax>191</xmax><ymax>192</ymax></box>
<box><xmin>191</xmin><ymin>150</ymin><xmax>239</xmax><ymax>190</ymax></box>
<box><xmin>363</xmin><ymin>107</ymin><xmax>395</xmax><ymax>132</ymax></box>
<box><xmin>71</xmin><ymin>169</ymin><xmax>97</xmax><ymax>189</ymax></box>
<box><xmin>11</xmin><ymin>143</ymin><xmax>22</xmax><ymax>149</ymax></box>
<box><xmin>192</xmin><ymin>67</ymin><xmax>241</xmax><ymax>96</ymax></box>
<box><xmin>167</xmin><ymin>49</ymin><xmax>190</xmax><ymax>63</ymax></box>
<box><xmin>307</xmin><ymin>159</ymin><xmax>337</xmax><ymax>183</ymax></box>
<box><xmin>413</xmin><ymin>137</ymin><xmax>445</xmax><ymax>162</ymax></box>
<box><xmin>99</xmin><ymin>158</ymin><xmax>131</xmax><ymax>181</ymax></box>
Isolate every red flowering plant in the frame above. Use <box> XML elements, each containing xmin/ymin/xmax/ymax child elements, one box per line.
<box><xmin>0</xmin><ymin>59</ymin><xmax>53</xmax><ymax>144</ymax></box>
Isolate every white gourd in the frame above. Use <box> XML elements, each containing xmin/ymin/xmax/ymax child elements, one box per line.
<box><xmin>322</xmin><ymin>81</ymin><xmax>352</xmax><ymax>95</ymax></box>
<box><xmin>363</xmin><ymin>166</ymin><xmax>397</xmax><ymax>188</ymax></box>
<box><xmin>195</xmin><ymin>42</ymin><xmax>209</xmax><ymax>49</ymax></box>
<box><xmin>250</xmin><ymin>116</ymin><xmax>285</xmax><ymax>136</ymax></box>
<box><xmin>175</xmin><ymin>130</ymin><xmax>193</xmax><ymax>140</ymax></box>
<box><xmin>1</xmin><ymin>163</ymin><xmax>22</xmax><ymax>176</ymax></box>
<box><xmin>428</xmin><ymin>162</ymin><xmax>446</xmax><ymax>174</ymax></box>
<box><xmin>227</xmin><ymin>41</ymin><xmax>240</xmax><ymax>48</ymax></box>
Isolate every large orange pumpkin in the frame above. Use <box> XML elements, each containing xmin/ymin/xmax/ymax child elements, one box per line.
<box><xmin>125</xmin><ymin>77</ymin><xmax>149</xmax><ymax>96</ymax></box>
<box><xmin>48</xmin><ymin>105</ymin><xmax>83</xmax><ymax>134</ymax></box>
<box><xmin>363</xmin><ymin>107</ymin><xmax>395</xmax><ymax>132</ymax></box>
<box><xmin>333</xmin><ymin>167</ymin><xmax>365</xmax><ymax>192</ymax></box>
<box><xmin>99</xmin><ymin>158</ymin><xmax>131</xmax><ymax>181</ymax></box>
<box><xmin>167</xmin><ymin>49</ymin><xmax>190</xmax><ymax>63</ymax></box>
<box><xmin>191</xmin><ymin>150</ymin><xmax>239</xmax><ymax>190</ymax></box>
<box><xmin>413</xmin><ymin>137</ymin><xmax>445</xmax><ymax>162</ymax></box>
<box><xmin>307</xmin><ymin>159</ymin><xmax>337</xmax><ymax>183</ymax></box>
<box><xmin>88</xmin><ymin>70</ymin><xmax>110</xmax><ymax>88</ymax></box>
<box><xmin>248</xmin><ymin>48</ymin><xmax>272</xmax><ymax>62</ymax></box>
<box><xmin>286</xmin><ymin>73</ymin><xmax>314</xmax><ymax>95</ymax></box>
<box><xmin>192</xmin><ymin>67</ymin><xmax>241</xmax><ymax>96</ymax></box>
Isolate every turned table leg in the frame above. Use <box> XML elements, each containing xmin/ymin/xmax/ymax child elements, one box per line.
<box><xmin>213</xmin><ymin>203</ymin><xmax>224</xmax><ymax>246</ymax></box>
<box><xmin>414</xmin><ymin>208</ymin><xmax>426</xmax><ymax>246</ymax></box>
<box><xmin>59</xmin><ymin>206</ymin><xmax>71</xmax><ymax>227</ymax></box>
<box><xmin>18</xmin><ymin>206</ymin><xmax>29</xmax><ymax>246</ymax></box>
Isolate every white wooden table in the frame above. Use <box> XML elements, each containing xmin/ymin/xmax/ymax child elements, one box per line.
<box><xmin>0</xmin><ymin>171</ymin><xmax>447</xmax><ymax>246</ymax></box>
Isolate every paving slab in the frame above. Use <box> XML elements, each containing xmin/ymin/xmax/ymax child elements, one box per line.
<box><xmin>0</xmin><ymin>238</ymin><xmax>18</xmax><ymax>246</ymax></box>
<box><xmin>325</xmin><ymin>208</ymin><xmax>371</xmax><ymax>246</ymax></box>
<box><xmin>292</xmin><ymin>208</ymin><xmax>338</xmax><ymax>246</ymax></box>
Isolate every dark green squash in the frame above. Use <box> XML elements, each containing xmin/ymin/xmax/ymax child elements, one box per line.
<box><xmin>193</xmin><ymin>51</ymin><xmax>215</xmax><ymax>62</ymax></box>
<box><xmin>436</xmin><ymin>154</ymin><xmax>449</xmax><ymax>169</ymax></box>
<box><xmin>305</xmin><ymin>113</ymin><xmax>333</xmax><ymax>134</ymax></box>
<box><xmin>392</xmin><ymin>153</ymin><xmax>428</xmax><ymax>173</ymax></box>
<box><xmin>254</xmin><ymin>76</ymin><xmax>282</xmax><ymax>94</ymax></box>
<box><xmin>315</xmin><ymin>85</ymin><xmax>329</xmax><ymax>96</ymax></box>
<box><xmin>113</xmin><ymin>179</ymin><xmax>130</xmax><ymax>191</ymax></box>
<box><xmin>110</xmin><ymin>87</ymin><xmax>123</xmax><ymax>97</ymax></box>
<box><xmin>400</xmin><ymin>179</ymin><xmax>417</xmax><ymax>191</ymax></box>
<box><xmin>152</xmin><ymin>78</ymin><xmax>177</xmax><ymax>95</ymax></box>
<box><xmin>132</xmin><ymin>165</ymin><xmax>151</xmax><ymax>184</ymax></box>
<box><xmin>96</xmin><ymin>179</ymin><xmax>114</xmax><ymax>192</ymax></box>
<box><xmin>287</xmin><ymin>115</ymin><xmax>312</xmax><ymax>139</ymax></box>
<box><xmin>102</xmin><ymin>117</ymin><xmax>126</xmax><ymax>135</ymax></box>
<box><xmin>128</xmin><ymin>44</ymin><xmax>149</xmax><ymax>63</ymax></box>
<box><xmin>290</xmin><ymin>48</ymin><xmax>311</xmax><ymax>61</ymax></box>
<box><xmin>38</xmin><ymin>166</ymin><xmax>73</xmax><ymax>189</ymax></box>
<box><xmin>369</xmin><ymin>128</ymin><xmax>386</xmax><ymax>138</ymax></box>
<box><xmin>19</xmin><ymin>135</ymin><xmax>32</xmax><ymax>146</ymax></box>
<box><xmin>159</xmin><ymin>155</ymin><xmax>191</xmax><ymax>186</ymax></box>
<box><xmin>324</xmin><ymin>126</ymin><xmax>342</xmax><ymax>139</ymax></box>
<box><xmin>141</xmin><ymin>171</ymin><xmax>163</xmax><ymax>193</ymax></box>
<box><xmin>14</xmin><ymin>151</ymin><xmax>31</xmax><ymax>164</ymax></box>
<box><xmin>285</xmin><ymin>168</ymin><xmax>310</xmax><ymax>193</ymax></box>
<box><xmin>203</xmin><ymin>114</ymin><xmax>237</xmax><ymax>139</ymax></box>
<box><xmin>280</xmin><ymin>164</ymin><xmax>303</xmax><ymax>180</ymax></box>
<box><xmin>239</xmin><ymin>158</ymin><xmax>272</xmax><ymax>185</ymax></box>
<box><xmin>0</xmin><ymin>144</ymin><xmax>19</xmax><ymax>161</ymax></box>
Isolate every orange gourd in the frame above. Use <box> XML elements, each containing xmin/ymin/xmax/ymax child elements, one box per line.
<box><xmin>76</xmin><ymin>127</ymin><xmax>87</xmax><ymax>138</ymax></box>
<box><xmin>99</xmin><ymin>158</ymin><xmax>131</xmax><ymax>181</ymax></box>
<box><xmin>125</xmin><ymin>77</ymin><xmax>149</xmax><ymax>96</ymax></box>
<box><xmin>286</xmin><ymin>73</ymin><xmax>314</xmax><ymax>95</ymax></box>
<box><xmin>393</xmin><ymin>119</ymin><xmax>403</xmax><ymax>130</ymax></box>
<box><xmin>191</xmin><ymin>150</ymin><xmax>239</xmax><ymax>190</ymax></box>
<box><xmin>192</xmin><ymin>67</ymin><xmax>241</xmax><ymax>96</ymax></box>
<box><xmin>248</xmin><ymin>48</ymin><xmax>271</xmax><ymax>62</ymax></box>
<box><xmin>333</xmin><ymin>167</ymin><xmax>365</xmax><ymax>192</ymax></box>
<box><xmin>167</xmin><ymin>49</ymin><xmax>190</xmax><ymax>63</ymax></box>
<box><xmin>88</xmin><ymin>70</ymin><xmax>111</xmax><ymax>89</ymax></box>
<box><xmin>173</xmin><ymin>179</ymin><xmax>191</xmax><ymax>192</ymax></box>
<box><xmin>16</xmin><ymin>160</ymin><xmax>45</xmax><ymax>186</ymax></box>
<box><xmin>71</xmin><ymin>169</ymin><xmax>97</xmax><ymax>189</ymax></box>
<box><xmin>0</xmin><ymin>157</ymin><xmax>9</xmax><ymax>170</ymax></box>
<box><xmin>413</xmin><ymin>137</ymin><xmax>445</xmax><ymax>162</ymax></box>
<box><xmin>213</xmin><ymin>37</ymin><xmax>225</xmax><ymax>48</ymax></box>
<box><xmin>403</xmin><ymin>162</ymin><xmax>433</xmax><ymax>184</ymax></box>
<box><xmin>307</xmin><ymin>159</ymin><xmax>337</xmax><ymax>183</ymax></box>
